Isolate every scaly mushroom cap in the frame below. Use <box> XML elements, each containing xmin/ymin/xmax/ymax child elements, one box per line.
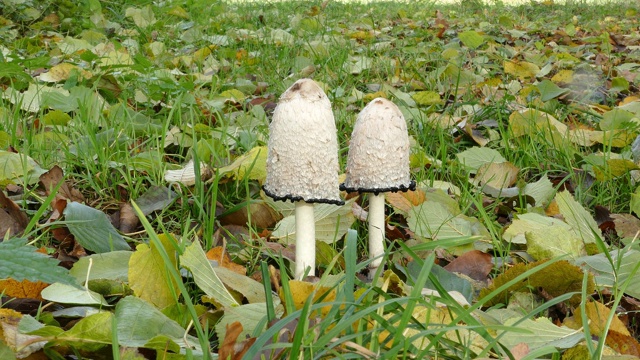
<box><xmin>264</xmin><ymin>79</ymin><xmax>344</xmax><ymax>205</ymax></box>
<box><xmin>340</xmin><ymin>98</ymin><xmax>415</xmax><ymax>195</ymax></box>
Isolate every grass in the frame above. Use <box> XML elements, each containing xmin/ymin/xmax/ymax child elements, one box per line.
<box><xmin>1</xmin><ymin>0</ymin><xmax>640</xmax><ymax>358</ymax></box>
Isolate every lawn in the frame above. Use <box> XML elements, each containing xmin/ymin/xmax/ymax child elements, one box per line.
<box><xmin>0</xmin><ymin>0</ymin><xmax>640</xmax><ymax>358</ymax></box>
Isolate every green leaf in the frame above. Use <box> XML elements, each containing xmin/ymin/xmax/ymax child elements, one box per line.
<box><xmin>0</xmin><ymin>238</ymin><xmax>75</xmax><ymax>285</ymax></box>
<box><xmin>42</xmin><ymin>110</ymin><xmax>72</xmax><ymax>125</ymax></box>
<box><xmin>455</xmin><ymin>147</ymin><xmax>506</xmax><ymax>173</ymax></box>
<box><xmin>600</xmin><ymin>108</ymin><xmax>637</xmax><ymax>130</ymax></box>
<box><xmin>576</xmin><ymin>248</ymin><xmax>640</xmax><ymax>299</ymax></box>
<box><xmin>129</xmin><ymin>236</ymin><xmax>178</xmax><ymax>309</ymax></box>
<box><xmin>610</xmin><ymin>77</ymin><xmax>630</xmax><ymax>92</ymax></box>
<box><xmin>536</xmin><ymin>79</ymin><xmax>570</xmax><ymax>101</ymax></box>
<box><xmin>0</xmin><ymin>342</ymin><xmax>17</xmax><ymax>360</ymax></box>
<box><xmin>412</xmin><ymin>91</ymin><xmax>443</xmax><ymax>106</ymax></box>
<box><xmin>408</xmin><ymin>202</ymin><xmax>474</xmax><ymax>240</ymax></box>
<box><xmin>180</xmin><ymin>241</ymin><xmax>239</xmax><ymax>308</ymax></box>
<box><xmin>0</xmin><ymin>150</ymin><xmax>45</xmax><ymax>185</ymax></box>
<box><xmin>63</xmin><ymin>202</ymin><xmax>130</xmax><ymax>253</ymax></box>
<box><xmin>41</xmin><ymin>283</ymin><xmax>110</xmax><ymax>306</ymax></box>
<box><xmin>503</xmin><ymin>212</ymin><xmax>576</xmax><ymax>245</ymax></box>
<box><xmin>526</xmin><ymin>225</ymin><xmax>586</xmax><ymax>260</ymax></box>
<box><xmin>218</xmin><ymin>146</ymin><xmax>267</xmax><ymax>181</ymax></box>
<box><xmin>631</xmin><ymin>186</ymin><xmax>640</xmax><ymax>217</ymax></box>
<box><xmin>271</xmin><ymin>200</ymin><xmax>355</xmax><ymax>244</ymax></box>
<box><xmin>214</xmin><ymin>267</ymin><xmax>266</xmax><ymax>303</ymax></box>
<box><xmin>70</xmin><ymin>251</ymin><xmax>132</xmax><ymax>283</ymax></box>
<box><xmin>555</xmin><ymin>190</ymin><xmax>602</xmax><ymax>245</ymax></box>
<box><xmin>115</xmin><ymin>296</ymin><xmax>200</xmax><ymax>350</ymax></box>
<box><xmin>57</xmin><ymin>312</ymin><xmax>113</xmax><ymax>351</ymax></box>
<box><xmin>491</xmin><ymin>309</ymin><xmax>584</xmax><ymax>350</ymax></box>
<box><xmin>215</xmin><ymin>303</ymin><xmax>270</xmax><ymax>342</ymax></box>
<box><xmin>125</xmin><ymin>5</ymin><xmax>156</xmax><ymax>28</ymax></box>
<box><xmin>458</xmin><ymin>30</ymin><xmax>485</xmax><ymax>49</ymax></box>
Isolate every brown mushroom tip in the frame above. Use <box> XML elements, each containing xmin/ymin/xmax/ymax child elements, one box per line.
<box><xmin>264</xmin><ymin>78</ymin><xmax>343</xmax><ymax>205</ymax></box>
<box><xmin>341</xmin><ymin>97</ymin><xmax>414</xmax><ymax>194</ymax></box>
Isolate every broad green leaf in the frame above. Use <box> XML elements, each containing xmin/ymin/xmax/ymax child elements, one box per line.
<box><xmin>504</xmin><ymin>60</ymin><xmax>540</xmax><ymax>80</ymax></box>
<box><xmin>555</xmin><ymin>190</ymin><xmax>602</xmax><ymax>245</ymax></box>
<box><xmin>3</xmin><ymin>83</ymin><xmax>70</xmax><ymax>112</ymax></box>
<box><xmin>41</xmin><ymin>283</ymin><xmax>110</xmax><ymax>306</ymax></box>
<box><xmin>213</xmin><ymin>267</ymin><xmax>265</xmax><ymax>303</ymax></box>
<box><xmin>600</xmin><ymin>108</ymin><xmax>637</xmax><ymax>130</ymax></box>
<box><xmin>575</xmin><ymin>248</ymin><xmax>640</xmax><ymax>299</ymax></box>
<box><xmin>474</xmin><ymin>161</ymin><xmax>519</xmax><ymax>188</ymax></box>
<box><xmin>526</xmin><ymin>225</ymin><xmax>586</xmax><ymax>260</ymax></box>
<box><xmin>180</xmin><ymin>241</ymin><xmax>239</xmax><ymax>308</ymax></box>
<box><xmin>456</xmin><ymin>147</ymin><xmax>506</xmax><ymax>173</ymax></box>
<box><xmin>129</xmin><ymin>236</ymin><xmax>178</xmax><ymax>309</ymax></box>
<box><xmin>523</xmin><ymin>175</ymin><xmax>555</xmax><ymax>206</ymax></box>
<box><xmin>64</xmin><ymin>202</ymin><xmax>130</xmax><ymax>253</ymax></box>
<box><xmin>42</xmin><ymin>109</ymin><xmax>72</xmax><ymax>125</ymax></box>
<box><xmin>458</xmin><ymin>30</ymin><xmax>485</xmax><ymax>49</ymax></box>
<box><xmin>344</xmin><ymin>55</ymin><xmax>372</xmax><ymax>74</ymax></box>
<box><xmin>504</xmin><ymin>213</ymin><xmax>576</xmax><ymax>245</ymax></box>
<box><xmin>125</xmin><ymin>6</ymin><xmax>156</xmax><ymax>28</ymax></box>
<box><xmin>536</xmin><ymin>79</ymin><xmax>569</xmax><ymax>101</ymax></box>
<box><xmin>412</xmin><ymin>91</ymin><xmax>443</xmax><ymax>106</ymax></box>
<box><xmin>218</xmin><ymin>146</ymin><xmax>267</xmax><ymax>181</ymax></box>
<box><xmin>584</xmin><ymin>155</ymin><xmax>639</xmax><ymax>181</ymax></box>
<box><xmin>135</xmin><ymin>186</ymin><xmax>178</xmax><ymax>216</ymax></box>
<box><xmin>215</xmin><ymin>303</ymin><xmax>271</xmax><ymax>341</ymax></box>
<box><xmin>0</xmin><ymin>238</ymin><xmax>75</xmax><ymax>285</ymax></box>
<box><xmin>631</xmin><ymin>186</ymin><xmax>640</xmax><ymax>217</ymax></box>
<box><xmin>70</xmin><ymin>251</ymin><xmax>132</xmax><ymax>283</ymax></box>
<box><xmin>56</xmin><ymin>312</ymin><xmax>112</xmax><ymax>352</ymax></box>
<box><xmin>0</xmin><ymin>150</ymin><xmax>46</xmax><ymax>185</ymax></box>
<box><xmin>271</xmin><ymin>200</ymin><xmax>355</xmax><ymax>244</ymax></box>
<box><xmin>509</xmin><ymin>109</ymin><xmax>567</xmax><ymax>137</ymax></box>
<box><xmin>408</xmin><ymin>202</ymin><xmax>473</xmax><ymax>240</ymax></box>
<box><xmin>115</xmin><ymin>296</ymin><xmax>200</xmax><ymax>350</ymax></box>
<box><xmin>610</xmin><ymin>77</ymin><xmax>630</xmax><ymax>92</ymax></box>
<box><xmin>0</xmin><ymin>341</ymin><xmax>17</xmax><ymax>360</ymax></box>
<box><xmin>491</xmin><ymin>309</ymin><xmax>584</xmax><ymax>350</ymax></box>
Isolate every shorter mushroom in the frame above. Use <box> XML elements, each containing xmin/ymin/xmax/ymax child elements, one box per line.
<box><xmin>340</xmin><ymin>98</ymin><xmax>415</xmax><ymax>278</ymax></box>
<box><xmin>263</xmin><ymin>78</ymin><xmax>344</xmax><ymax>279</ymax></box>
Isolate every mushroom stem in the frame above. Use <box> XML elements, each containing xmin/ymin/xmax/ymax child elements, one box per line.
<box><xmin>368</xmin><ymin>193</ymin><xmax>386</xmax><ymax>278</ymax></box>
<box><xmin>295</xmin><ymin>201</ymin><xmax>315</xmax><ymax>278</ymax></box>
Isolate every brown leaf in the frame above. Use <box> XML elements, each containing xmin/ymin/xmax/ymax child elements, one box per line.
<box><xmin>0</xmin><ymin>190</ymin><xmax>28</xmax><ymax>237</ymax></box>
<box><xmin>386</xmin><ymin>189</ymin><xmax>426</xmax><ymax>215</ymax></box>
<box><xmin>39</xmin><ymin>165</ymin><xmax>85</xmax><ymax>204</ymax></box>
<box><xmin>611</xmin><ymin>214</ymin><xmax>640</xmax><ymax>240</ymax></box>
<box><xmin>212</xmin><ymin>225</ymin><xmax>250</xmax><ymax>247</ymax></box>
<box><xmin>218</xmin><ymin>322</ymin><xmax>256</xmax><ymax>360</ymax></box>
<box><xmin>606</xmin><ymin>330</ymin><xmax>640</xmax><ymax>356</ymax></box>
<box><xmin>206</xmin><ymin>246</ymin><xmax>246</xmax><ymax>275</ymax></box>
<box><xmin>261</xmin><ymin>241</ymin><xmax>296</xmax><ymax>261</ymax></box>
<box><xmin>219</xmin><ymin>202</ymin><xmax>281</xmax><ymax>229</ymax></box>
<box><xmin>119</xmin><ymin>203</ymin><xmax>139</xmax><ymax>234</ymax></box>
<box><xmin>0</xmin><ymin>279</ymin><xmax>48</xmax><ymax>301</ymax></box>
<box><xmin>443</xmin><ymin>250</ymin><xmax>493</xmax><ymax>282</ymax></box>
<box><xmin>510</xmin><ymin>342</ymin><xmax>529</xmax><ymax>360</ymax></box>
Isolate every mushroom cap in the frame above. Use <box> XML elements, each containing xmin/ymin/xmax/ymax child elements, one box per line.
<box><xmin>340</xmin><ymin>98</ymin><xmax>415</xmax><ymax>195</ymax></box>
<box><xmin>263</xmin><ymin>79</ymin><xmax>344</xmax><ymax>205</ymax></box>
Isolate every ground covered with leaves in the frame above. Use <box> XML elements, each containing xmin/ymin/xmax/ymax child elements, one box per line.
<box><xmin>1</xmin><ymin>0</ymin><xmax>640</xmax><ymax>358</ymax></box>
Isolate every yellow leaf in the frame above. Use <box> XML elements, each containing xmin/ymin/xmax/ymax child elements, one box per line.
<box><xmin>551</xmin><ymin>69</ymin><xmax>573</xmax><ymax>84</ymax></box>
<box><xmin>279</xmin><ymin>280</ymin><xmax>336</xmax><ymax>317</ymax></box>
<box><xmin>570</xmin><ymin>301</ymin><xmax>630</xmax><ymax>337</ymax></box>
<box><xmin>128</xmin><ymin>234</ymin><xmax>178</xmax><ymax>309</ymax></box>
<box><xmin>412</xmin><ymin>91</ymin><xmax>443</xmax><ymax>106</ymax></box>
<box><xmin>0</xmin><ymin>279</ymin><xmax>48</xmax><ymax>300</ymax></box>
<box><xmin>219</xmin><ymin>146</ymin><xmax>267</xmax><ymax>181</ymax></box>
<box><xmin>39</xmin><ymin>63</ymin><xmax>91</xmax><ymax>82</ymax></box>
<box><xmin>504</xmin><ymin>60</ymin><xmax>540</xmax><ymax>80</ymax></box>
<box><xmin>362</xmin><ymin>91</ymin><xmax>386</xmax><ymax>103</ymax></box>
<box><xmin>167</xmin><ymin>5</ymin><xmax>189</xmax><ymax>19</ymax></box>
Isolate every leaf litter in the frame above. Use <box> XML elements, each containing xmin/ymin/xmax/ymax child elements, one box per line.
<box><xmin>0</xmin><ymin>0</ymin><xmax>640</xmax><ymax>358</ymax></box>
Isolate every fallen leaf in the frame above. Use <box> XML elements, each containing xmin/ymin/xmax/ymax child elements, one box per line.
<box><xmin>39</xmin><ymin>165</ymin><xmax>85</xmax><ymax>204</ymax></box>
<box><xmin>443</xmin><ymin>250</ymin><xmax>493</xmax><ymax>282</ymax></box>
<box><xmin>386</xmin><ymin>189</ymin><xmax>426</xmax><ymax>215</ymax></box>
<box><xmin>219</xmin><ymin>322</ymin><xmax>255</xmax><ymax>360</ymax></box>
<box><xmin>0</xmin><ymin>279</ymin><xmax>48</xmax><ymax>300</ymax></box>
<box><xmin>206</xmin><ymin>247</ymin><xmax>246</xmax><ymax>275</ymax></box>
<box><xmin>611</xmin><ymin>214</ymin><xmax>640</xmax><ymax>240</ymax></box>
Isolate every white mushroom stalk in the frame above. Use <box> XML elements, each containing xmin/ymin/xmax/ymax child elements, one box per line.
<box><xmin>263</xmin><ymin>79</ymin><xmax>343</xmax><ymax>279</ymax></box>
<box><xmin>340</xmin><ymin>98</ymin><xmax>415</xmax><ymax>279</ymax></box>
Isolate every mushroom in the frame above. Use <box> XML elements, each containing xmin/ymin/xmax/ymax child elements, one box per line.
<box><xmin>340</xmin><ymin>98</ymin><xmax>415</xmax><ymax>278</ymax></box>
<box><xmin>263</xmin><ymin>78</ymin><xmax>344</xmax><ymax>279</ymax></box>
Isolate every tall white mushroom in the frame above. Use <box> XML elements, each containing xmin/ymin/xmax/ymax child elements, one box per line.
<box><xmin>340</xmin><ymin>98</ymin><xmax>415</xmax><ymax>278</ymax></box>
<box><xmin>263</xmin><ymin>78</ymin><xmax>343</xmax><ymax>279</ymax></box>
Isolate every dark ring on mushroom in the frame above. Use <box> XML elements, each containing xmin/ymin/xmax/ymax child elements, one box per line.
<box><xmin>263</xmin><ymin>186</ymin><xmax>345</xmax><ymax>205</ymax></box>
<box><xmin>339</xmin><ymin>180</ymin><xmax>416</xmax><ymax>195</ymax></box>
